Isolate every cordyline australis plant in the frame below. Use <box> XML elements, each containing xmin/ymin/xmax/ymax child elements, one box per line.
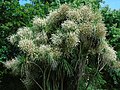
<box><xmin>4</xmin><ymin>4</ymin><xmax>120</xmax><ymax>90</ymax></box>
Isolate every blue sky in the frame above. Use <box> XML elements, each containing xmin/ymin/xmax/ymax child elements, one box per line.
<box><xmin>19</xmin><ymin>0</ymin><xmax>31</xmax><ymax>5</ymax></box>
<box><xmin>101</xmin><ymin>0</ymin><xmax>120</xmax><ymax>10</ymax></box>
<box><xmin>19</xmin><ymin>0</ymin><xmax>120</xmax><ymax>10</ymax></box>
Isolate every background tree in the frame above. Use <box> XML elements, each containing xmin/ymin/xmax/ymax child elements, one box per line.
<box><xmin>101</xmin><ymin>6</ymin><xmax>120</xmax><ymax>89</ymax></box>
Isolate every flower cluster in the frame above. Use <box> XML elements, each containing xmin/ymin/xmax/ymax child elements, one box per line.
<box><xmin>46</xmin><ymin>10</ymin><xmax>59</xmax><ymax>25</ymax></box>
<box><xmin>95</xmin><ymin>23</ymin><xmax>106</xmax><ymax>38</ymax></box>
<box><xmin>5</xmin><ymin>58</ymin><xmax>19</xmax><ymax>69</ymax></box>
<box><xmin>34</xmin><ymin>31</ymin><xmax>48</xmax><ymax>45</ymax></box>
<box><xmin>51</xmin><ymin>33</ymin><xmax>63</xmax><ymax>46</ymax></box>
<box><xmin>33</xmin><ymin>45</ymin><xmax>61</xmax><ymax>68</ymax></box>
<box><xmin>18</xmin><ymin>39</ymin><xmax>36</xmax><ymax>55</ymax></box>
<box><xmin>98</xmin><ymin>40</ymin><xmax>117</xmax><ymax>64</ymax></box>
<box><xmin>67</xmin><ymin>9</ymin><xmax>81</xmax><ymax>22</ymax></box>
<box><xmin>67</xmin><ymin>6</ymin><xmax>94</xmax><ymax>23</ymax></box>
<box><xmin>33</xmin><ymin>16</ymin><xmax>46</xmax><ymax>27</ymax></box>
<box><xmin>66</xmin><ymin>32</ymin><xmax>79</xmax><ymax>48</ymax></box>
<box><xmin>78</xmin><ymin>6</ymin><xmax>94</xmax><ymax>22</ymax></box>
<box><xmin>94</xmin><ymin>12</ymin><xmax>103</xmax><ymax>22</ymax></box>
<box><xmin>8</xmin><ymin>34</ymin><xmax>18</xmax><ymax>44</ymax></box>
<box><xmin>46</xmin><ymin>4</ymin><xmax>69</xmax><ymax>26</ymax></box>
<box><xmin>58</xmin><ymin>4</ymin><xmax>69</xmax><ymax>14</ymax></box>
<box><xmin>38</xmin><ymin>45</ymin><xmax>51</xmax><ymax>54</ymax></box>
<box><xmin>79</xmin><ymin>22</ymin><xmax>93</xmax><ymax>36</ymax></box>
<box><xmin>17</xmin><ymin>27</ymin><xmax>33</xmax><ymax>39</ymax></box>
<box><xmin>61</xmin><ymin>20</ymin><xmax>77</xmax><ymax>31</ymax></box>
<box><xmin>102</xmin><ymin>44</ymin><xmax>117</xmax><ymax>64</ymax></box>
<box><xmin>5</xmin><ymin>58</ymin><xmax>20</xmax><ymax>75</ymax></box>
<box><xmin>37</xmin><ymin>45</ymin><xmax>61</xmax><ymax>59</ymax></box>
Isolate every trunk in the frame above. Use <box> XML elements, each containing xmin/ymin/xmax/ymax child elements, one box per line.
<box><xmin>71</xmin><ymin>55</ymin><xmax>87</xmax><ymax>90</ymax></box>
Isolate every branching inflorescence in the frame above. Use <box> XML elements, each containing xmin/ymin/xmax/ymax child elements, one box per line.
<box><xmin>5</xmin><ymin>4</ymin><xmax>119</xmax><ymax>90</ymax></box>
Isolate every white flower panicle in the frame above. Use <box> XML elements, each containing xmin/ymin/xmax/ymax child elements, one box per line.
<box><xmin>98</xmin><ymin>40</ymin><xmax>117</xmax><ymax>63</ymax></box>
<box><xmin>67</xmin><ymin>9</ymin><xmax>80</xmax><ymax>21</ymax></box>
<box><xmin>38</xmin><ymin>44</ymin><xmax>51</xmax><ymax>54</ymax></box>
<box><xmin>61</xmin><ymin>20</ymin><xmax>77</xmax><ymax>31</ymax></box>
<box><xmin>78</xmin><ymin>6</ymin><xmax>94</xmax><ymax>22</ymax></box>
<box><xmin>18</xmin><ymin>39</ymin><xmax>36</xmax><ymax>54</ymax></box>
<box><xmin>58</xmin><ymin>4</ymin><xmax>69</xmax><ymax>14</ymax></box>
<box><xmin>113</xmin><ymin>61</ymin><xmax>120</xmax><ymax>68</ymax></box>
<box><xmin>95</xmin><ymin>23</ymin><xmax>106</xmax><ymax>38</ymax></box>
<box><xmin>94</xmin><ymin>12</ymin><xmax>103</xmax><ymax>22</ymax></box>
<box><xmin>5</xmin><ymin>58</ymin><xmax>19</xmax><ymax>69</ymax></box>
<box><xmin>66</xmin><ymin>32</ymin><xmax>79</xmax><ymax>47</ymax></box>
<box><xmin>98</xmin><ymin>40</ymin><xmax>109</xmax><ymax>52</ymax></box>
<box><xmin>38</xmin><ymin>45</ymin><xmax>60</xmax><ymax>57</ymax></box>
<box><xmin>51</xmin><ymin>33</ymin><xmax>63</xmax><ymax>46</ymax></box>
<box><xmin>33</xmin><ymin>16</ymin><xmax>46</xmax><ymax>27</ymax></box>
<box><xmin>46</xmin><ymin>4</ymin><xmax>69</xmax><ymax>25</ymax></box>
<box><xmin>34</xmin><ymin>31</ymin><xmax>48</xmax><ymax>45</ymax></box>
<box><xmin>50</xmin><ymin>48</ymin><xmax>61</xmax><ymax>59</ymax></box>
<box><xmin>8</xmin><ymin>34</ymin><xmax>18</xmax><ymax>44</ymax></box>
<box><xmin>67</xmin><ymin>6</ymin><xmax>95</xmax><ymax>23</ymax></box>
<box><xmin>46</xmin><ymin>10</ymin><xmax>60</xmax><ymax>25</ymax></box>
<box><xmin>36</xmin><ymin>45</ymin><xmax>61</xmax><ymax>65</ymax></box>
<box><xmin>103</xmin><ymin>44</ymin><xmax>117</xmax><ymax>62</ymax></box>
<box><xmin>79</xmin><ymin>22</ymin><xmax>93</xmax><ymax>36</ymax></box>
<box><xmin>17</xmin><ymin>27</ymin><xmax>32</xmax><ymax>39</ymax></box>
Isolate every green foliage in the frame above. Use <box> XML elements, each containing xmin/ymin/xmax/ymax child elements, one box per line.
<box><xmin>101</xmin><ymin>6</ymin><xmax>120</xmax><ymax>89</ymax></box>
<box><xmin>101</xmin><ymin>7</ymin><xmax>120</xmax><ymax>56</ymax></box>
<box><xmin>79</xmin><ymin>67</ymin><xmax>106</xmax><ymax>90</ymax></box>
<box><xmin>109</xmin><ymin>27</ymin><xmax>120</xmax><ymax>58</ymax></box>
<box><xmin>0</xmin><ymin>46</ymin><xmax>8</xmax><ymax>61</ymax></box>
<box><xmin>72</xmin><ymin>0</ymin><xmax>103</xmax><ymax>9</ymax></box>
